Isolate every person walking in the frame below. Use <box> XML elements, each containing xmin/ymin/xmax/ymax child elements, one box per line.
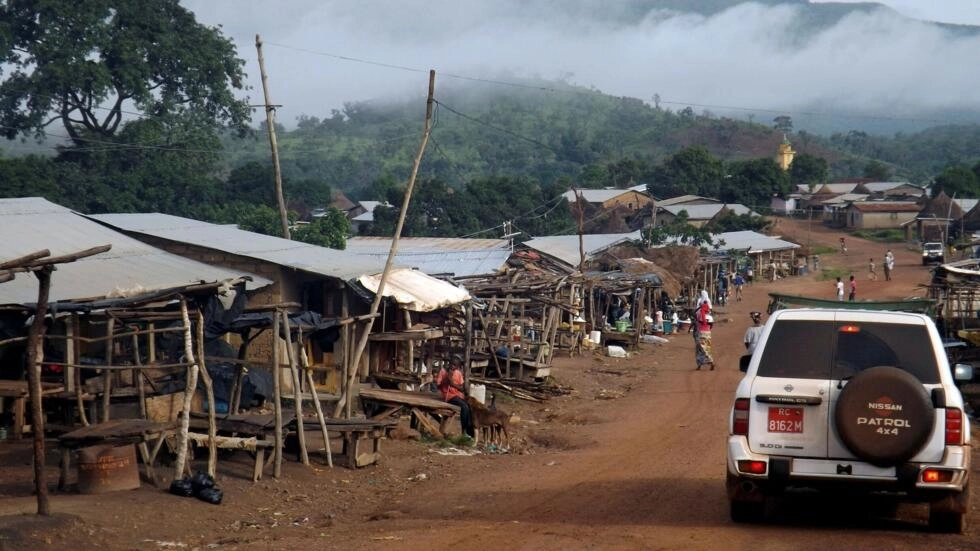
<box><xmin>835</xmin><ymin>277</ymin><xmax>845</xmax><ymax>301</ymax></box>
<box><xmin>848</xmin><ymin>275</ymin><xmax>857</xmax><ymax>301</ymax></box>
<box><xmin>744</xmin><ymin>312</ymin><xmax>765</xmax><ymax>355</ymax></box>
<box><xmin>884</xmin><ymin>250</ymin><xmax>895</xmax><ymax>281</ymax></box>
<box><xmin>693</xmin><ymin>300</ymin><xmax>714</xmax><ymax>371</ymax></box>
<box><xmin>868</xmin><ymin>258</ymin><xmax>877</xmax><ymax>281</ymax></box>
<box><xmin>812</xmin><ymin>254</ymin><xmax>820</xmax><ymax>271</ymax></box>
<box><xmin>840</xmin><ymin>237</ymin><xmax>847</xmax><ymax>255</ymax></box>
<box><xmin>733</xmin><ymin>272</ymin><xmax>745</xmax><ymax>302</ymax></box>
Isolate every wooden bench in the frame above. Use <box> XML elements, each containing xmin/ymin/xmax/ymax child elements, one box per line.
<box><xmin>187</xmin><ymin>413</ymin><xmax>283</xmax><ymax>482</ymax></box>
<box><xmin>293</xmin><ymin>418</ymin><xmax>396</xmax><ymax>468</ymax></box>
<box><xmin>358</xmin><ymin>388</ymin><xmax>459</xmax><ymax>439</ymax></box>
<box><xmin>57</xmin><ymin>418</ymin><xmax>176</xmax><ymax>490</ymax></box>
<box><xmin>0</xmin><ymin>380</ymin><xmax>64</xmax><ymax>439</ymax></box>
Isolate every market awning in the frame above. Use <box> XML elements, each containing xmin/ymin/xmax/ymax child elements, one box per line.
<box><xmin>356</xmin><ymin>268</ymin><xmax>471</xmax><ymax>312</ymax></box>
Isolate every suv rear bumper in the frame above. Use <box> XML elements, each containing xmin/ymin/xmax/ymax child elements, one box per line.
<box><xmin>727</xmin><ymin>436</ymin><xmax>970</xmax><ymax>501</ymax></box>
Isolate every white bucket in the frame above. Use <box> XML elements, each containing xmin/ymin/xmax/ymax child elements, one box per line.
<box><xmin>589</xmin><ymin>330</ymin><xmax>602</xmax><ymax>344</ymax></box>
<box><xmin>470</xmin><ymin>383</ymin><xmax>486</xmax><ymax>404</ymax></box>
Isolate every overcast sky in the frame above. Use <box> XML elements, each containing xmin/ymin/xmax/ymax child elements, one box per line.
<box><xmin>182</xmin><ymin>1</ymin><xmax>980</xmax><ymax>131</ymax></box>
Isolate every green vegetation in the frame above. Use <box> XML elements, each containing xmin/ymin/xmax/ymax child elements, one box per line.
<box><xmin>851</xmin><ymin>229</ymin><xmax>906</xmax><ymax>243</ymax></box>
<box><xmin>0</xmin><ymin>3</ymin><xmax>979</xmax><ymax>241</ymax></box>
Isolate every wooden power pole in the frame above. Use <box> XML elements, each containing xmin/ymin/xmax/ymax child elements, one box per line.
<box><xmin>255</xmin><ymin>34</ymin><xmax>291</xmax><ymax>240</ymax></box>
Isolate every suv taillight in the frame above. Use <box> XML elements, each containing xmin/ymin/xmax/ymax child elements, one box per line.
<box><xmin>733</xmin><ymin>398</ymin><xmax>750</xmax><ymax>435</ymax></box>
<box><xmin>945</xmin><ymin>408</ymin><xmax>963</xmax><ymax>445</ymax></box>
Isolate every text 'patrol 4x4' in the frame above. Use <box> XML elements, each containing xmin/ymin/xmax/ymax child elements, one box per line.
<box><xmin>727</xmin><ymin>308</ymin><xmax>973</xmax><ymax>533</ymax></box>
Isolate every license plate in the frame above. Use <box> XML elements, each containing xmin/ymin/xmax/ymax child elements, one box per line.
<box><xmin>768</xmin><ymin>407</ymin><xmax>804</xmax><ymax>433</ymax></box>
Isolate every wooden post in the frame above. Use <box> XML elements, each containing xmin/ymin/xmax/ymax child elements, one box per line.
<box><xmin>172</xmin><ymin>298</ymin><xmax>199</xmax><ymax>482</ymax></box>
<box><xmin>229</xmin><ymin>327</ymin><xmax>250</xmax><ymax>414</ymax></box>
<box><xmin>133</xmin><ymin>333</ymin><xmax>146</xmax><ymax>419</ymax></box>
<box><xmin>196</xmin><ymin>312</ymin><xmax>218</xmax><ymax>478</ymax></box>
<box><xmin>281</xmin><ymin>311</ymin><xmax>309</xmax><ymax>466</ymax></box>
<box><xmin>255</xmin><ymin>34</ymin><xmax>290</xmax><ymax>240</ymax></box>
<box><xmin>272</xmin><ymin>310</ymin><xmax>284</xmax><ymax>478</ymax></box>
<box><xmin>26</xmin><ymin>266</ymin><xmax>53</xmax><ymax>515</ymax></box>
<box><xmin>298</xmin><ymin>328</ymin><xmax>333</xmax><ymax>468</ymax></box>
<box><xmin>71</xmin><ymin>314</ymin><xmax>88</xmax><ymax>426</ymax></box>
<box><xmin>100</xmin><ymin>317</ymin><xmax>115</xmax><ymax>422</ymax></box>
<box><xmin>333</xmin><ymin>70</ymin><xmax>437</xmax><ymax>419</ymax></box>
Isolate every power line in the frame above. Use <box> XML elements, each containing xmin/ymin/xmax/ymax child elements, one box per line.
<box><xmin>433</xmin><ymin>99</ymin><xmax>559</xmax><ymax>153</ymax></box>
<box><xmin>264</xmin><ymin>41</ymin><xmax>972</xmax><ymax>127</ymax></box>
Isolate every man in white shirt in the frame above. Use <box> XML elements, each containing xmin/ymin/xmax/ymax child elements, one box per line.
<box><xmin>744</xmin><ymin>312</ymin><xmax>764</xmax><ymax>355</ymax></box>
<box><xmin>835</xmin><ymin>277</ymin><xmax>845</xmax><ymax>301</ymax></box>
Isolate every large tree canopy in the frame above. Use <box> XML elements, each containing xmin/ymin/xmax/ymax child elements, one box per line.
<box><xmin>0</xmin><ymin>0</ymin><xmax>251</xmax><ymax>144</ymax></box>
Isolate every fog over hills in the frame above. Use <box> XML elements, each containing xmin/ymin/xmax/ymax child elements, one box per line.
<box><xmin>185</xmin><ymin>0</ymin><xmax>980</xmax><ymax>135</ymax></box>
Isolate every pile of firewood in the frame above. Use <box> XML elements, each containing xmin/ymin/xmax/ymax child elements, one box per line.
<box><xmin>471</xmin><ymin>377</ymin><xmax>573</xmax><ymax>402</ymax></box>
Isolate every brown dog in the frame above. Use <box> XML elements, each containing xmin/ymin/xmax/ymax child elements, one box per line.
<box><xmin>466</xmin><ymin>395</ymin><xmax>511</xmax><ymax>447</ymax></box>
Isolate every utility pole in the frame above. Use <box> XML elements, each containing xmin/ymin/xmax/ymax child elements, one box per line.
<box><xmin>334</xmin><ymin>70</ymin><xmax>437</xmax><ymax>418</ymax></box>
<box><xmin>574</xmin><ymin>189</ymin><xmax>585</xmax><ymax>272</ymax></box>
<box><xmin>255</xmin><ymin>34</ymin><xmax>290</xmax><ymax>240</ymax></box>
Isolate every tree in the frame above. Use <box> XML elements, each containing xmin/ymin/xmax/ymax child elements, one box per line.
<box><xmin>931</xmin><ymin>165</ymin><xmax>980</xmax><ymax>199</ymax></box>
<box><xmin>773</xmin><ymin>116</ymin><xmax>793</xmax><ymax>134</ymax></box>
<box><xmin>293</xmin><ymin>207</ymin><xmax>350</xmax><ymax>249</ymax></box>
<box><xmin>647</xmin><ymin>146</ymin><xmax>725</xmax><ymax>198</ymax></box>
<box><xmin>0</xmin><ymin>1</ymin><xmax>251</xmax><ymax>145</ymax></box>
<box><xmin>863</xmin><ymin>160</ymin><xmax>892</xmax><ymax>181</ymax></box>
<box><xmin>722</xmin><ymin>158</ymin><xmax>790</xmax><ymax>208</ymax></box>
<box><xmin>789</xmin><ymin>153</ymin><xmax>828</xmax><ymax>191</ymax></box>
<box><xmin>643</xmin><ymin>210</ymin><xmax>715</xmax><ymax>247</ymax></box>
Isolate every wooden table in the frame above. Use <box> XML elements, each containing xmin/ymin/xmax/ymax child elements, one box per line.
<box><xmin>188</xmin><ymin>413</ymin><xmax>281</xmax><ymax>481</ymax></box>
<box><xmin>358</xmin><ymin>388</ymin><xmax>459</xmax><ymax>439</ymax></box>
<box><xmin>58</xmin><ymin>418</ymin><xmax>176</xmax><ymax>490</ymax></box>
<box><xmin>294</xmin><ymin>417</ymin><xmax>396</xmax><ymax>468</ymax></box>
<box><xmin>0</xmin><ymin>380</ymin><xmax>64</xmax><ymax>439</ymax></box>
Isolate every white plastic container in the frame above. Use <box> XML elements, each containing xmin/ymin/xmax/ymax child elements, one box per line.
<box><xmin>470</xmin><ymin>383</ymin><xmax>486</xmax><ymax>404</ymax></box>
<box><xmin>589</xmin><ymin>330</ymin><xmax>602</xmax><ymax>344</ymax></box>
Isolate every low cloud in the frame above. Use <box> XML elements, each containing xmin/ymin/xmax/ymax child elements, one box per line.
<box><xmin>187</xmin><ymin>1</ymin><xmax>980</xmax><ymax>132</ymax></box>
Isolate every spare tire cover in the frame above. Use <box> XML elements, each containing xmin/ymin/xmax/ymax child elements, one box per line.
<box><xmin>834</xmin><ymin>366</ymin><xmax>935</xmax><ymax>466</ymax></box>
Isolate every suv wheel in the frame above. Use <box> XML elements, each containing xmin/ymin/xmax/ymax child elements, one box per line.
<box><xmin>833</xmin><ymin>366</ymin><xmax>935</xmax><ymax>466</ymax></box>
<box><xmin>730</xmin><ymin>499</ymin><xmax>765</xmax><ymax>523</ymax></box>
<box><xmin>929</xmin><ymin>485</ymin><xmax>969</xmax><ymax>534</ymax></box>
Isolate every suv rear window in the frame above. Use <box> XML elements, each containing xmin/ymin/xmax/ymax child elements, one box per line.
<box><xmin>756</xmin><ymin>320</ymin><xmax>940</xmax><ymax>383</ymax></box>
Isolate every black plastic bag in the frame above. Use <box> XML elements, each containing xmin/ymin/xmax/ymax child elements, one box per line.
<box><xmin>190</xmin><ymin>471</ymin><xmax>215</xmax><ymax>495</ymax></box>
<box><xmin>197</xmin><ymin>487</ymin><xmax>223</xmax><ymax>505</ymax></box>
<box><xmin>169</xmin><ymin>478</ymin><xmax>194</xmax><ymax>497</ymax></box>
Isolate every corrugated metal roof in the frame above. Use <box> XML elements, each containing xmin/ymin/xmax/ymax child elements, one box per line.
<box><xmin>708</xmin><ymin>230</ymin><xmax>800</xmax><ymax>253</ymax></box>
<box><xmin>523</xmin><ymin>231</ymin><xmax>642</xmax><ymax>266</ymax></box>
<box><xmin>661</xmin><ymin>203</ymin><xmax>757</xmax><ymax>218</ymax></box>
<box><xmin>90</xmin><ymin>212</ymin><xmax>388</xmax><ymax>281</ymax></box>
<box><xmin>851</xmin><ymin>201</ymin><xmax>921</xmax><ymax>212</ymax></box>
<box><xmin>657</xmin><ymin>195</ymin><xmax>718</xmax><ymax>206</ymax></box>
<box><xmin>346</xmin><ymin>237</ymin><xmax>510</xmax><ymax>276</ymax></box>
<box><xmin>0</xmin><ymin>198</ymin><xmax>271</xmax><ymax>305</ymax></box>
<box><xmin>357</xmin><ymin>268</ymin><xmax>471</xmax><ymax>312</ymax></box>
<box><xmin>561</xmin><ymin>189</ymin><xmax>635</xmax><ymax>204</ymax></box>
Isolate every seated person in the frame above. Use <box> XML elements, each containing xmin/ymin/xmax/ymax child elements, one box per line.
<box><xmin>435</xmin><ymin>354</ymin><xmax>475</xmax><ymax>438</ymax></box>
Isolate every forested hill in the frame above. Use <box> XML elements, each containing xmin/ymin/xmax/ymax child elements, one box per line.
<box><xmin>221</xmin><ymin>79</ymin><xmax>980</xmax><ymax>199</ymax></box>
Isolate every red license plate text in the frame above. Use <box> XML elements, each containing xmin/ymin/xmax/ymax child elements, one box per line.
<box><xmin>768</xmin><ymin>407</ymin><xmax>803</xmax><ymax>433</ymax></box>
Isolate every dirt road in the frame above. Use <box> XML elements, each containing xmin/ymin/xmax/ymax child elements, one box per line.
<box><xmin>1</xmin><ymin>218</ymin><xmax>976</xmax><ymax>550</ymax></box>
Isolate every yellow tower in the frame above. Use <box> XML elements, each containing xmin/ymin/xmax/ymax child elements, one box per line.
<box><xmin>777</xmin><ymin>134</ymin><xmax>795</xmax><ymax>171</ymax></box>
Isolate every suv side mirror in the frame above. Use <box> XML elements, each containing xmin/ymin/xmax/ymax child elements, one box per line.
<box><xmin>739</xmin><ymin>354</ymin><xmax>752</xmax><ymax>373</ymax></box>
<box><xmin>953</xmin><ymin>363</ymin><xmax>974</xmax><ymax>383</ymax></box>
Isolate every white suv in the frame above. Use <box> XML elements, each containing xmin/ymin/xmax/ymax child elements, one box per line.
<box><xmin>727</xmin><ymin>308</ymin><xmax>973</xmax><ymax>532</ymax></box>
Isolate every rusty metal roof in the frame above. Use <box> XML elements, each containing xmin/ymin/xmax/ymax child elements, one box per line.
<box><xmin>90</xmin><ymin>212</ymin><xmax>388</xmax><ymax>281</ymax></box>
<box><xmin>0</xmin><ymin>198</ymin><xmax>271</xmax><ymax>305</ymax></box>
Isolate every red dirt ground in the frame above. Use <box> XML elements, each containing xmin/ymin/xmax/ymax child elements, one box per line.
<box><xmin>1</xmin><ymin>217</ymin><xmax>975</xmax><ymax>551</ymax></box>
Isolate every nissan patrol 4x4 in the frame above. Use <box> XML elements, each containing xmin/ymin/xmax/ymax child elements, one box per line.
<box><xmin>727</xmin><ymin>308</ymin><xmax>973</xmax><ymax>532</ymax></box>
